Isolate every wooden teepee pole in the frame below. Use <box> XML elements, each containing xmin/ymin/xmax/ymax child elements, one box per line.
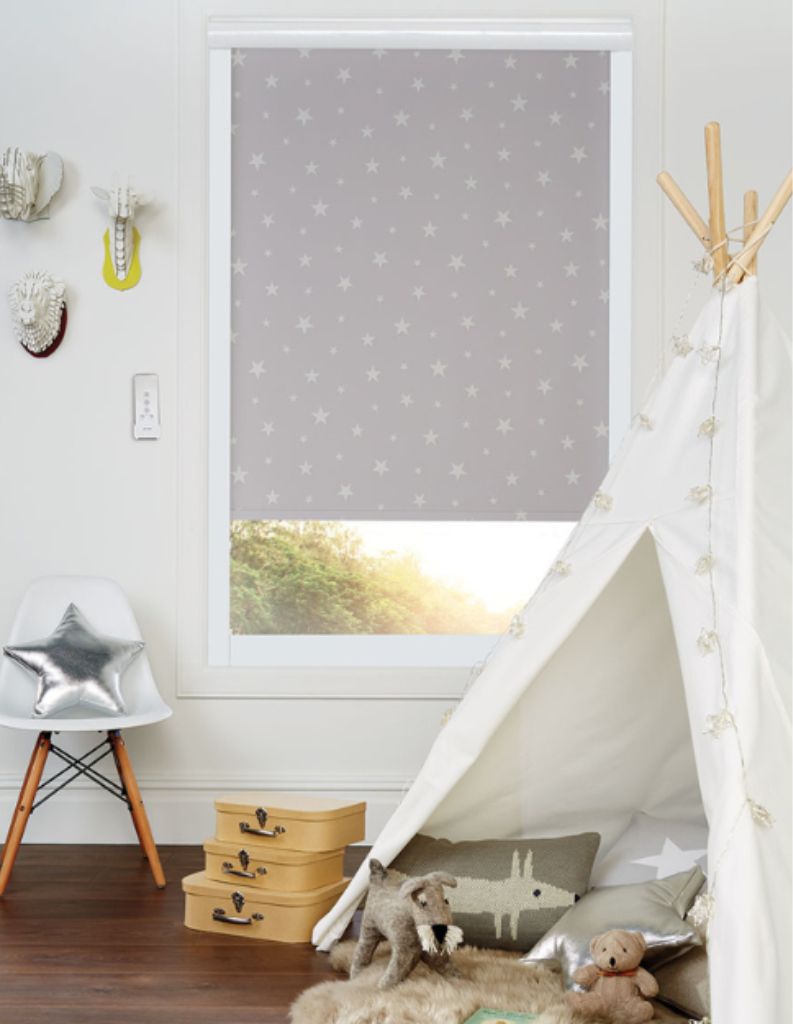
<box><xmin>743</xmin><ymin>190</ymin><xmax>759</xmax><ymax>276</ymax></box>
<box><xmin>656</xmin><ymin>171</ymin><xmax>710</xmax><ymax>248</ymax></box>
<box><xmin>728</xmin><ymin>170</ymin><xmax>793</xmax><ymax>283</ymax></box>
<box><xmin>704</xmin><ymin>123</ymin><xmax>728</xmax><ymax>281</ymax></box>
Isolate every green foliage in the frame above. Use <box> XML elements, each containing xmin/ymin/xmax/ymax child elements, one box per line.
<box><xmin>230</xmin><ymin>520</ymin><xmax>511</xmax><ymax>635</ymax></box>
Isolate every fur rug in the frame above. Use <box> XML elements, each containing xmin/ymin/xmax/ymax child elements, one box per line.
<box><xmin>289</xmin><ymin>941</ymin><xmax>595</xmax><ymax>1024</ymax></box>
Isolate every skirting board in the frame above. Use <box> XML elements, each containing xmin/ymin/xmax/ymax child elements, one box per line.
<box><xmin>0</xmin><ymin>774</ymin><xmax>410</xmax><ymax>845</ymax></box>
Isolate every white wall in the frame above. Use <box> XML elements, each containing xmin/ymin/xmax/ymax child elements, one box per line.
<box><xmin>0</xmin><ymin>0</ymin><xmax>789</xmax><ymax>845</ymax></box>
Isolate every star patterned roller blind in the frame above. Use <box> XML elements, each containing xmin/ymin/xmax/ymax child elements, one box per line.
<box><xmin>229</xmin><ymin>47</ymin><xmax>610</xmax><ymax>521</ymax></box>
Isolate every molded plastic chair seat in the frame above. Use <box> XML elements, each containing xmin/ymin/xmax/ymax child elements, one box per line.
<box><xmin>0</xmin><ymin>576</ymin><xmax>171</xmax><ymax>895</ymax></box>
<box><xmin>0</xmin><ymin>576</ymin><xmax>172</xmax><ymax>731</ymax></box>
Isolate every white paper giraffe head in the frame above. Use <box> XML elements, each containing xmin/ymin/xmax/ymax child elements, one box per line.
<box><xmin>90</xmin><ymin>180</ymin><xmax>151</xmax><ymax>290</ymax></box>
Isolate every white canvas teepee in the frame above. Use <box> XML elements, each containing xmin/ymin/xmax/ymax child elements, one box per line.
<box><xmin>313</xmin><ymin>277</ymin><xmax>792</xmax><ymax>1024</ymax></box>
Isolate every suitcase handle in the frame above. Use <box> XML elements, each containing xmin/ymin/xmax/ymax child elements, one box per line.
<box><xmin>221</xmin><ymin>861</ymin><xmax>268</xmax><ymax>879</ymax></box>
<box><xmin>221</xmin><ymin>849</ymin><xmax>268</xmax><ymax>879</ymax></box>
<box><xmin>239</xmin><ymin>807</ymin><xmax>286</xmax><ymax>839</ymax></box>
<box><xmin>212</xmin><ymin>907</ymin><xmax>264</xmax><ymax>926</ymax></box>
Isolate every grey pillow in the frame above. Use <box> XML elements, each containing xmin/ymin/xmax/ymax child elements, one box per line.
<box><xmin>522</xmin><ymin>866</ymin><xmax>705</xmax><ymax>987</ymax></box>
<box><xmin>655</xmin><ymin>945</ymin><xmax>710</xmax><ymax>1019</ymax></box>
<box><xmin>390</xmin><ymin>832</ymin><xmax>600</xmax><ymax>951</ymax></box>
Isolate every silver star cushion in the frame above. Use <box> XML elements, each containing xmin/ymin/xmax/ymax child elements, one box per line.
<box><xmin>3</xmin><ymin>603</ymin><xmax>144</xmax><ymax>717</ymax></box>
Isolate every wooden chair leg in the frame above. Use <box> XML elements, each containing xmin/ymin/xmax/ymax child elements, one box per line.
<box><xmin>0</xmin><ymin>732</ymin><xmax>51</xmax><ymax>896</ymax></box>
<box><xmin>108</xmin><ymin>731</ymin><xmax>166</xmax><ymax>889</ymax></box>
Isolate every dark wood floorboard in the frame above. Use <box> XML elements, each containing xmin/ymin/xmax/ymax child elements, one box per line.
<box><xmin>0</xmin><ymin>845</ymin><xmax>367</xmax><ymax>1024</ymax></box>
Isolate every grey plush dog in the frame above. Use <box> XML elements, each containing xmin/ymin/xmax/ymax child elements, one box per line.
<box><xmin>349</xmin><ymin>859</ymin><xmax>464</xmax><ymax>989</ymax></box>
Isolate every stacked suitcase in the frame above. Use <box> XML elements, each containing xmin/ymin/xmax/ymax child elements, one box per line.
<box><xmin>182</xmin><ymin>792</ymin><xmax>365</xmax><ymax>943</ymax></box>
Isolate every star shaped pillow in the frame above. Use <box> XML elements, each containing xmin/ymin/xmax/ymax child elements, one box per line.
<box><xmin>3</xmin><ymin>603</ymin><xmax>144</xmax><ymax>717</ymax></box>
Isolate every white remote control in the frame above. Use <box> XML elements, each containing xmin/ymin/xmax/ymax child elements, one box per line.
<box><xmin>133</xmin><ymin>373</ymin><xmax>161</xmax><ymax>440</ymax></box>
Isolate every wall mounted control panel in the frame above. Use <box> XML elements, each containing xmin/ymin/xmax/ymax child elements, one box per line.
<box><xmin>133</xmin><ymin>373</ymin><xmax>161</xmax><ymax>440</ymax></box>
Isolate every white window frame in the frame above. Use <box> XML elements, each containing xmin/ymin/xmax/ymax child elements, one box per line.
<box><xmin>206</xmin><ymin>18</ymin><xmax>633</xmax><ymax>670</ymax></box>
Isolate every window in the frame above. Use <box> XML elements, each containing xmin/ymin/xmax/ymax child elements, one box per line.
<box><xmin>207</xmin><ymin>20</ymin><xmax>632</xmax><ymax>668</ymax></box>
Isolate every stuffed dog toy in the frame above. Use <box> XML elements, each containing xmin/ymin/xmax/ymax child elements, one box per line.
<box><xmin>349</xmin><ymin>859</ymin><xmax>464</xmax><ymax>989</ymax></box>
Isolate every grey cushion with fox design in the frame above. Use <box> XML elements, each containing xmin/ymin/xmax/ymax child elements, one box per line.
<box><xmin>390</xmin><ymin>832</ymin><xmax>600</xmax><ymax>952</ymax></box>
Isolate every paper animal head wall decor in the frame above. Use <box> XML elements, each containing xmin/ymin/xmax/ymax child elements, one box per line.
<box><xmin>90</xmin><ymin>181</ymin><xmax>150</xmax><ymax>290</ymax></box>
<box><xmin>8</xmin><ymin>270</ymin><xmax>67</xmax><ymax>358</ymax></box>
<box><xmin>0</xmin><ymin>147</ymin><xmax>64</xmax><ymax>221</ymax></box>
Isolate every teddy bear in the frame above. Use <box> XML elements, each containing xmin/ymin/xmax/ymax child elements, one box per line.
<box><xmin>565</xmin><ymin>928</ymin><xmax>659</xmax><ymax>1023</ymax></box>
<box><xmin>349</xmin><ymin>859</ymin><xmax>464</xmax><ymax>989</ymax></box>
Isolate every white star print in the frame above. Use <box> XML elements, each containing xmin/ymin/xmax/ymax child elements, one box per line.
<box><xmin>365</xmin><ymin>158</ymin><xmax>380</xmax><ymax>174</ymax></box>
<box><xmin>296</xmin><ymin>107</ymin><xmax>312</xmax><ymax>126</ymax></box>
<box><xmin>312</xmin><ymin>407</ymin><xmax>329</xmax><ymax>424</ymax></box>
<box><xmin>337</xmin><ymin>68</ymin><xmax>351</xmax><ymax>83</ymax></box>
<box><xmin>593</xmin><ymin>213</ymin><xmax>608</xmax><ymax>230</ymax></box>
<box><xmin>563</xmin><ymin>53</ymin><xmax>579</xmax><ymax>69</ymax></box>
<box><xmin>337</xmin><ymin>276</ymin><xmax>352</xmax><ymax>292</ymax></box>
<box><xmin>449</xmin><ymin>463</ymin><xmax>466</xmax><ymax>479</ymax></box>
<box><xmin>261</xmin><ymin>422</ymin><xmax>274</xmax><ymax>436</ymax></box>
<box><xmin>494</xmin><ymin>210</ymin><xmax>512</xmax><ymax>227</ymax></box>
<box><xmin>537</xmin><ymin>379</ymin><xmax>553</xmax><ymax>395</ymax></box>
<box><xmin>465</xmin><ymin>384</ymin><xmax>479</xmax><ymax>398</ymax></box>
<box><xmin>365</xmin><ymin>367</ymin><xmax>382</xmax><ymax>382</ymax></box>
<box><xmin>394</xmin><ymin>110</ymin><xmax>411</xmax><ymax>126</ymax></box>
<box><xmin>338</xmin><ymin>484</ymin><xmax>353</xmax><ymax>499</ymax></box>
<box><xmin>550</xmin><ymin>320</ymin><xmax>563</xmax><ymax>334</ymax></box>
<box><xmin>261</xmin><ymin>214</ymin><xmax>274</xmax><ymax>228</ymax></box>
<box><xmin>594</xmin><ymin>421</ymin><xmax>609</xmax><ymax>438</ymax></box>
<box><xmin>565</xmin><ymin>469</ymin><xmax>581</xmax><ymax>484</ymax></box>
<box><xmin>373</xmin><ymin>460</ymin><xmax>389</xmax><ymax>476</ymax></box>
<box><xmin>496</xmin><ymin>147</ymin><xmax>511</xmax><ymax>162</ymax></box>
<box><xmin>399</xmin><ymin>186</ymin><xmax>413</xmax><ymax>199</ymax></box>
<box><xmin>232</xmin><ymin>51</ymin><xmax>247</xmax><ymax>67</ymax></box>
<box><xmin>448</xmin><ymin>254</ymin><xmax>465</xmax><ymax>271</ymax></box>
<box><xmin>412</xmin><ymin>286</ymin><xmax>425</xmax><ymax>301</ymax></box>
<box><xmin>464</xmin><ymin>176</ymin><xmax>477</xmax><ymax>190</ymax></box>
<box><xmin>231</xmin><ymin>258</ymin><xmax>247</xmax><ymax>275</ymax></box>
<box><xmin>265</xmin><ymin>281</ymin><xmax>279</xmax><ymax>296</ymax></box>
<box><xmin>460</xmin><ymin>108</ymin><xmax>474</xmax><ymax>122</ymax></box>
<box><xmin>430</xmin><ymin>360</ymin><xmax>447</xmax><ymax>377</ymax></box>
<box><xmin>447</xmin><ymin>50</ymin><xmax>464</xmax><ymax>64</ymax></box>
<box><xmin>249</xmin><ymin>153</ymin><xmax>265</xmax><ymax>170</ymax></box>
<box><xmin>411</xmin><ymin>77</ymin><xmax>425</xmax><ymax>92</ymax></box>
<box><xmin>299</xmin><ymin>461</ymin><xmax>312</xmax><ymax>475</ymax></box>
<box><xmin>429</xmin><ymin>152</ymin><xmax>447</xmax><ymax>169</ymax></box>
<box><xmin>249</xmin><ymin>361</ymin><xmax>265</xmax><ymax>379</ymax></box>
<box><xmin>460</xmin><ymin>315</ymin><xmax>475</xmax><ymax>330</ymax></box>
<box><xmin>232</xmin><ymin>466</ymin><xmax>248</xmax><ymax>484</ymax></box>
<box><xmin>265</xmin><ymin>74</ymin><xmax>278</xmax><ymax>88</ymax></box>
<box><xmin>311</xmin><ymin>199</ymin><xmax>328</xmax><ymax>216</ymax></box>
<box><xmin>372</xmin><ymin>252</ymin><xmax>388</xmax><ymax>268</ymax></box>
<box><xmin>424</xmin><ymin>429</ymin><xmax>439</xmax><ymax>445</ymax></box>
<box><xmin>549</xmin><ymin>111</ymin><xmax>563</xmax><ymax>125</ymax></box>
<box><xmin>511</xmin><ymin>301</ymin><xmax>529</xmax><ymax>319</ymax></box>
<box><xmin>295</xmin><ymin>315</ymin><xmax>313</xmax><ymax>334</ymax></box>
<box><xmin>571</xmin><ymin>146</ymin><xmax>588</xmax><ymax>163</ymax></box>
<box><xmin>536</xmin><ymin>171</ymin><xmax>551</xmax><ymax>187</ymax></box>
<box><xmin>496</xmin><ymin>418</ymin><xmax>514</xmax><ymax>435</ymax></box>
<box><xmin>305</xmin><ymin>369</ymin><xmax>319</xmax><ymax>383</ymax></box>
<box><xmin>498</xmin><ymin>356</ymin><xmax>512</xmax><ymax>370</ymax></box>
<box><xmin>504</xmin><ymin>55</ymin><xmax>517</xmax><ymax>70</ymax></box>
<box><xmin>633</xmin><ymin>839</ymin><xmax>707</xmax><ymax>878</ymax></box>
<box><xmin>564</xmin><ymin>261</ymin><xmax>580</xmax><ymax>277</ymax></box>
<box><xmin>413</xmin><ymin>494</ymin><xmax>426</xmax><ymax>508</ymax></box>
<box><xmin>422</xmin><ymin>222</ymin><xmax>438</xmax><ymax>238</ymax></box>
<box><xmin>511</xmin><ymin>95</ymin><xmax>528</xmax><ymax>112</ymax></box>
<box><xmin>572</xmin><ymin>354</ymin><xmax>589</xmax><ymax>372</ymax></box>
<box><xmin>395</xmin><ymin>318</ymin><xmax>411</xmax><ymax>335</ymax></box>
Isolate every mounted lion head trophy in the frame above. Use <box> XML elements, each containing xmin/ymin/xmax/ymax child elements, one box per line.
<box><xmin>8</xmin><ymin>270</ymin><xmax>67</xmax><ymax>358</ymax></box>
<box><xmin>90</xmin><ymin>180</ymin><xmax>151</xmax><ymax>291</ymax></box>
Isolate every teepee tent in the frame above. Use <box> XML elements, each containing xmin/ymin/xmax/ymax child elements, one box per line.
<box><xmin>313</xmin><ymin>129</ymin><xmax>792</xmax><ymax>1024</ymax></box>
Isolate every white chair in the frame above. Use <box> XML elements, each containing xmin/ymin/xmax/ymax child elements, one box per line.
<box><xmin>0</xmin><ymin>576</ymin><xmax>172</xmax><ymax>894</ymax></box>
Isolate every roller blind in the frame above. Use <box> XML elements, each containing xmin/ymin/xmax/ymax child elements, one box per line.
<box><xmin>229</xmin><ymin>47</ymin><xmax>610</xmax><ymax>520</ymax></box>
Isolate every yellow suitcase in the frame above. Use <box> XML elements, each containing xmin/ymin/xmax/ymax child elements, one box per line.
<box><xmin>203</xmin><ymin>837</ymin><xmax>345</xmax><ymax>892</ymax></box>
<box><xmin>182</xmin><ymin>871</ymin><xmax>348</xmax><ymax>943</ymax></box>
<box><xmin>214</xmin><ymin>792</ymin><xmax>365</xmax><ymax>853</ymax></box>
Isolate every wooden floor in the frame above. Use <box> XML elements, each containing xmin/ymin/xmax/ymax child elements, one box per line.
<box><xmin>0</xmin><ymin>845</ymin><xmax>367</xmax><ymax>1024</ymax></box>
